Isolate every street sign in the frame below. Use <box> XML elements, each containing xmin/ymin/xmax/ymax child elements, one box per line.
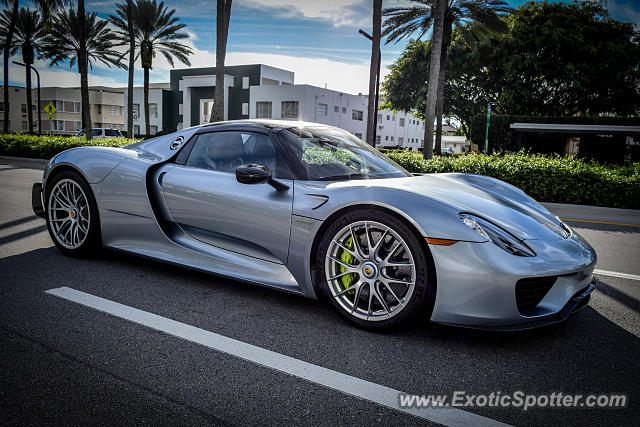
<box><xmin>44</xmin><ymin>102</ymin><xmax>56</xmax><ymax>120</ymax></box>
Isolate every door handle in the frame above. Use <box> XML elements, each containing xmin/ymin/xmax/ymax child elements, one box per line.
<box><xmin>158</xmin><ymin>171</ymin><xmax>167</xmax><ymax>187</ymax></box>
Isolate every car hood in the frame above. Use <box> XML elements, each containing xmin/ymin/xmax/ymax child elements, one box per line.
<box><xmin>327</xmin><ymin>173</ymin><xmax>568</xmax><ymax>241</ymax></box>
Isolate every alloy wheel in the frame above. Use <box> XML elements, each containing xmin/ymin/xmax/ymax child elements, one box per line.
<box><xmin>48</xmin><ymin>179</ymin><xmax>90</xmax><ymax>250</ymax></box>
<box><xmin>324</xmin><ymin>220</ymin><xmax>416</xmax><ymax>321</ymax></box>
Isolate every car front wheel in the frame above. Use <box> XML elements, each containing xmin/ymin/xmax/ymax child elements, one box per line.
<box><xmin>46</xmin><ymin>170</ymin><xmax>101</xmax><ymax>256</ymax></box>
<box><xmin>317</xmin><ymin>209</ymin><xmax>435</xmax><ymax>330</ymax></box>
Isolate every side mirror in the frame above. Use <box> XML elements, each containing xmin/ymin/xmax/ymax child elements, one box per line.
<box><xmin>235</xmin><ymin>164</ymin><xmax>289</xmax><ymax>191</ymax></box>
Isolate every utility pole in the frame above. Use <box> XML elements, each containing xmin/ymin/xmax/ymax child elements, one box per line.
<box><xmin>484</xmin><ymin>104</ymin><xmax>491</xmax><ymax>153</ymax></box>
<box><xmin>13</xmin><ymin>61</ymin><xmax>42</xmax><ymax>135</ymax></box>
<box><xmin>360</xmin><ymin>25</ymin><xmax>381</xmax><ymax>146</ymax></box>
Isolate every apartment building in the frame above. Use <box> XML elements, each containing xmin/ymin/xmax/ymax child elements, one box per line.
<box><xmin>0</xmin><ymin>85</ymin><xmax>124</xmax><ymax>134</ymax></box>
<box><xmin>249</xmin><ymin>84</ymin><xmax>370</xmax><ymax>139</ymax></box>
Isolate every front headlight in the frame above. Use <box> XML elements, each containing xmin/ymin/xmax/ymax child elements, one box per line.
<box><xmin>460</xmin><ymin>213</ymin><xmax>536</xmax><ymax>257</ymax></box>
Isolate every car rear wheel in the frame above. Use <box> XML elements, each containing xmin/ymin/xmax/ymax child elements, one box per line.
<box><xmin>317</xmin><ymin>209</ymin><xmax>435</xmax><ymax>330</ymax></box>
<box><xmin>46</xmin><ymin>170</ymin><xmax>101</xmax><ymax>256</ymax></box>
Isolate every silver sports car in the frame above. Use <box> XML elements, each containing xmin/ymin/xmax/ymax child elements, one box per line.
<box><xmin>32</xmin><ymin>120</ymin><xmax>597</xmax><ymax>330</ymax></box>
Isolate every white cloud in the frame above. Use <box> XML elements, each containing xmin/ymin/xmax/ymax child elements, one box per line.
<box><xmin>235</xmin><ymin>0</ymin><xmax>370</xmax><ymax>27</ymax></box>
<box><xmin>7</xmin><ymin>56</ymin><xmax>125</xmax><ymax>88</ymax></box>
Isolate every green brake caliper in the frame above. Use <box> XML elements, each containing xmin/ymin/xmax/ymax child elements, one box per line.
<box><xmin>339</xmin><ymin>236</ymin><xmax>355</xmax><ymax>294</ymax></box>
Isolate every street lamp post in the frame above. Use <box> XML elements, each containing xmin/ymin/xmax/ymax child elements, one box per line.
<box><xmin>359</xmin><ymin>29</ymin><xmax>381</xmax><ymax>147</ymax></box>
<box><xmin>13</xmin><ymin>61</ymin><xmax>41</xmax><ymax>135</ymax></box>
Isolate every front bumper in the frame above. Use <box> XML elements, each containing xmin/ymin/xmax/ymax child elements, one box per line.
<box><xmin>428</xmin><ymin>231</ymin><xmax>597</xmax><ymax>330</ymax></box>
<box><xmin>32</xmin><ymin>183</ymin><xmax>46</xmax><ymax>218</ymax></box>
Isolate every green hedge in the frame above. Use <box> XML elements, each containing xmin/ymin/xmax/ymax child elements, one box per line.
<box><xmin>0</xmin><ymin>133</ymin><xmax>135</xmax><ymax>160</ymax></box>
<box><xmin>469</xmin><ymin>114</ymin><xmax>640</xmax><ymax>153</ymax></box>
<box><xmin>384</xmin><ymin>150</ymin><xmax>640</xmax><ymax>209</ymax></box>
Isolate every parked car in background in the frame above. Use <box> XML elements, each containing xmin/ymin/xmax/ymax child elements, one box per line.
<box><xmin>76</xmin><ymin>128</ymin><xmax>123</xmax><ymax>139</ymax></box>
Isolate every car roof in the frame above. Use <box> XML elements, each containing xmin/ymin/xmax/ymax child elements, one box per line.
<box><xmin>190</xmin><ymin>119</ymin><xmax>341</xmax><ymax>133</ymax></box>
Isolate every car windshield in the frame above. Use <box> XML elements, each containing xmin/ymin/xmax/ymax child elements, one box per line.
<box><xmin>280</xmin><ymin>126</ymin><xmax>411</xmax><ymax>181</ymax></box>
<box><xmin>91</xmin><ymin>129</ymin><xmax>102</xmax><ymax>136</ymax></box>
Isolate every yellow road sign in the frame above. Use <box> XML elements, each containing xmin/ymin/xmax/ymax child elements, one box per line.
<box><xmin>44</xmin><ymin>102</ymin><xmax>56</xmax><ymax>119</ymax></box>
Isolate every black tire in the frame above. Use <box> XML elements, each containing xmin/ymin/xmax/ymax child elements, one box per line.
<box><xmin>45</xmin><ymin>170</ymin><xmax>102</xmax><ymax>257</ymax></box>
<box><xmin>315</xmin><ymin>208</ymin><xmax>436</xmax><ymax>330</ymax></box>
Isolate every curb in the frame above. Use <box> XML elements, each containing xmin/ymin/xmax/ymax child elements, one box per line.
<box><xmin>0</xmin><ymin>155</ymin><xmax>48</xmax><ymax>164</ymax></box>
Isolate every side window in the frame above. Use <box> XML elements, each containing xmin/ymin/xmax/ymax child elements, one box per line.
<box><xmin>186</xmin><ymin>131</ymin><xmax>277</xmax><ymax>173</ymax></box>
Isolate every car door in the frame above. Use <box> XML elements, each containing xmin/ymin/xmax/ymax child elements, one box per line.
<box><xmin>159</xmin><ymin>129</ymin><xmax>294</xmax><ymax>264</ymax></box>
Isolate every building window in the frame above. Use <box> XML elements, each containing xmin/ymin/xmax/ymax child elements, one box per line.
<box><xmin>390</xmin><ymin>136</ymin><xmax>394</xmax><ymax>142</ymax></box>
<box><xmin>149</xmin><ymin>103</ymin><xmax>158</xmax><ymax>118</ymax></box>
<box><xmin>134</xmin><ymin>125</ymin><xmax>140</xmax><ymax>135</ymax></box>
<box><xmin>318</xmin><ymin>103</ymin><xmax>328</xmax><ymax>116</ymax></box>
<box><xmin>352</xmin><ymin>109</ymin><xmax>363</xmax><ymax>121</ymax></box>
<box><xmin>399</xmin><ymin>118</ymin><xmax>405</xmax><ymax>127</ymax></box>
<box><xmin>342</xmin><ymin>107</ymin><xmax>346</xmax><ymax>114</ymax></box>
<box><xmin>242</xmin><ymin>102</ymin><xmax>249</xmax><ymax>115</ymax></box>
<box><xmin>133</xmin><ymin>104</ymin><xmax>140</xmax><ymax>117</ymax></box>
<box><xmin>150</xmin><ymin>125</ymin><xmax>158</xmax><ymax>134</ymax></box>
<box><xmin>334</xmin><ymin>105</ymin><xmax>339</xmax><ymax>113</ymax></box>
<box><xmin>354</xmin><ymin>133</ymin><xmax>362</xmax><ymax>139</ymax></box>
<box><xmin>107</xmin><ymin>104</ymin><xmax>124</xmax><ymax>115</ymax></box>
<box><xmin>242</xmin><ymin>76</ymin><xmax>249</xmax><ymax>89</ymax></box>
<box><xmin>256</xmin><ymin>101</ymin><xmax>272</xmax><ymax>119</ymax></box>
<box><xmin>385</xmin><ymin>136</ymin><xmax>388</xmax><ymax>141</ymax></box>
<box><xmin>398</xmin><ymin>137</ymin><xmax>404</xmax><ymax>144</ymax></box>
<box><xmin>386</xmin><ymin>115</ymin><xmax>390</xmax><ymax>120</ymax></box>
<box><xmin>22</xmin><ymin>121</ymin><xmax>28</xmax><ymax>130</ymax></box>
<box><xmin>21</xmin><ymin>104</ymin><xmax>27</xmax><ymax>113</ymax></box>
<box><xmin>0</xmin><ymin>102</ymin><xmax>9</xmax><ymax>112</ymax></box>
<box><xmin>281</xmin><ymin>101</ymin><xmax>299</xmax><ymax>119</ymax></box>
<box><xmin>378</xmin><ymin>114</ymin><xmax>382</xmax><ymax>122</ymax></box>
<box><xmin>375</xmin><ymin>135</ymin><xmax>381</xmax><ymax>144</ymax></box>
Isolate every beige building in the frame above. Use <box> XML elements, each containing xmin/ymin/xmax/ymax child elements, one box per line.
<box><xmin>0</xmin><ymin>85</ymin><xmax>125</xmax><ymax>134</ymax></box>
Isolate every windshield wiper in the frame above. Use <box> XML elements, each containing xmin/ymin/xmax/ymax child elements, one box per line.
<box><xmin>316</xmin><ymin>173</ymin><xmax>373</xmax><ymax>181</ymax></box>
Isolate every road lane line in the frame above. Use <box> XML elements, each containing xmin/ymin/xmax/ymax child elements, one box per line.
<box><xmin>45</xmin><ymin>286</ymin><xmax>509</xmax><ymax>427</ymax></box>
<box><xmin>561</xmin><ymin>218</ymin><xmax>640</xmax><ymax>228</ymax></box>
<box><xmin>594</xmin><ymin>269</ymin><xmax>640</xmax><ymax>281</ymax></box>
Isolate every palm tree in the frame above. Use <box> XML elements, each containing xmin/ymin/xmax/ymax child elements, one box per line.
<box><xmin>211</xmin><ymin>0</ymin><xmax>232</xmax><ymax>122</ymax></box>
<box><xmin>383</xmin><ymin>0</ymin><xmax>510</xmax><ymax>156</ymax></box>
<box><xmin>1</xmin><ymin>0</ymin><xmax>18</xmax><ymax>133</ymax></box>
<box><xmin>5</xmin><ymin>8</ymin><xmax>48</xmax><ymax>133</ymax></box>
<box><xmin>127</xmin><ymin>0</ymin><xmax>192</xmax><ymax>138</ymax></box>
<box><xmin>43</xmin><ymin>9</ymin><xmax>126</xmax><ymax>131</ymax></box>
<box><xmin>110</xmin><ymin>0</ymin><xmax>137</xmax><ymax>138</ymax></box>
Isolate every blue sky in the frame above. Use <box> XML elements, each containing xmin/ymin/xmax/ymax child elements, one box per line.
<box><xmin>4</xmin><ymin>0</ymin><xmax>640</xmax><ymax>94</ymax></box>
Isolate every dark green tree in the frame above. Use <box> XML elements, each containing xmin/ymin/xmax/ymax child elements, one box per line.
<box><xmin>383</xmin><ymin>0</ymin><xmax>510</xmax><ymax>155</ymax></box>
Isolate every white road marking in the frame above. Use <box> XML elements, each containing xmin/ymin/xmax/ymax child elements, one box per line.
<box><xmin>46</xmin><ymin>286</ymin><xmax>509</xmax><ymax>427</ymax></box>
<box><xmin>594</xmin><ymin>269</ymin><xmax>640</xmax><ymax>282</ymax></box>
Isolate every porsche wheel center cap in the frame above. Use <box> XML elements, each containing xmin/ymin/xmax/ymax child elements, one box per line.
<box><xmin>362</xmin><ymin>262</ymin><xmax>378</xmax><ymax>279</ymax></box>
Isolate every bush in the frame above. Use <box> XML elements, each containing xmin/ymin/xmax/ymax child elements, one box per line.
<box><xmin>383</xmin><ymin>150</ymin><xmax>640</xmax><ymax>209</ymax></box>
<box><xmin>0</xmin><ymin>133</ymin><xmax>136</xmax><ymax>160</ymax></box>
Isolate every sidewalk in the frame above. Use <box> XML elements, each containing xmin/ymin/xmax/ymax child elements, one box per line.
<box><xmin>542</xmin><ymin>202</ymin><xmax>640</xmax><ymax>227</ymax></box>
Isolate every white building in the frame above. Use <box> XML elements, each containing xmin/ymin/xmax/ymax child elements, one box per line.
<box><xmin>124</xmin><ymin>82</ymin><xmax>170</xmax><ymax>136</ymax></box>
<box><xmin>249</xmin><ymin>84</ymin><xmax>369</xmax><ymax>139</ymax></box>
<box><xmin>376</xmin><ymin>110</ymin><xmax>425</xmax><ymax>149</ymax></box>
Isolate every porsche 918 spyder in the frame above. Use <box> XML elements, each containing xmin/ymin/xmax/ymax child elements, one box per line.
<box><xmin>32</xmin><ymin>120</ymin><xmax>597</xmax><ymax>330</ymax></box>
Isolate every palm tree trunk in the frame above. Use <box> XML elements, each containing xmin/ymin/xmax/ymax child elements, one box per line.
<box><xmin>144</xmin><ymin>66</ymin><xmax>150</xmax><ymax>138</ymax></box>
<box><xmin>77</xmin><ymin>0</ymin><xmax>92</xmax><ymax>140</ymax></box>
<box><xmin>434</xmin><ymin>21</ymin><xmax>452</xmax><ymax>156</ymax></box>
<box><xmin>365</xmin><ymin>0</ymin><xmax>382</xmax><ymax>147</ymax></box>
<box><xmin>3</xmin><ymin>0</ymin><xmax>18</xmax><ymax>133</ymax></box>
<box><xmin>126</xmin><ymin>0</ymin><xmax>135</xmax><ymax>138</ymax></box>
<box><xmin>25</xmin><ymin>67</ymin><xmax>33</xmax><ymax>134</ymax></box>
<box><xmin>422</xmin><ymin>0</ymin><xmax>446</xmax><ymax>159</ymax></box>
<box><xmin>211</xmin><ymin>0</ymin><xmax>232</xmax><ymax>122</ymax></box>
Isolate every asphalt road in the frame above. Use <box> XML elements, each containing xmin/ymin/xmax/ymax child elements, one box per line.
<box><xmin>1</xmin><ymin>161</ymin><xmax>639</xmax><ymax>426</ymax></box>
